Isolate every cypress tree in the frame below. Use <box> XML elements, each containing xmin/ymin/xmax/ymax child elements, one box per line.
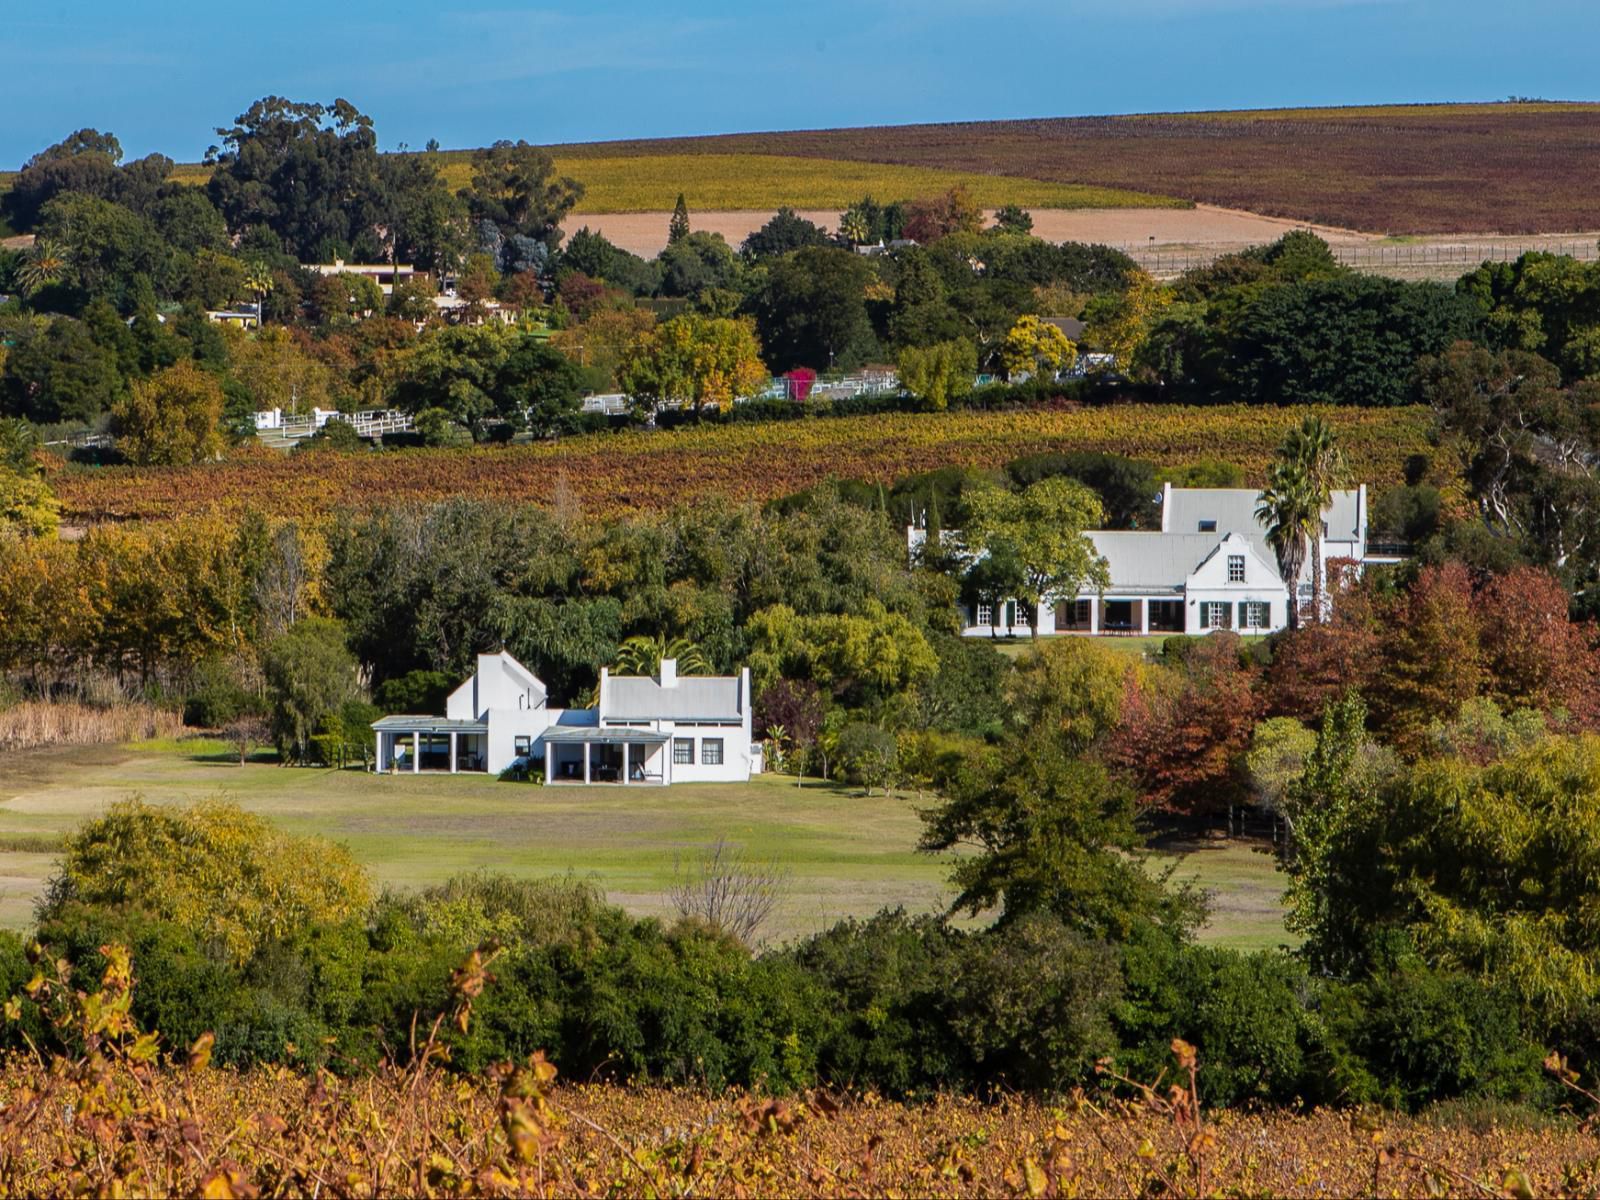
<box><xmin>668</xmin><ymin>193</ymin><xmax>690</xmax><ymax>244</ymax></box>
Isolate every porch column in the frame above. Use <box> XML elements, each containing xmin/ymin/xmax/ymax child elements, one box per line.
<box><xmin>1139</xmin><ymin>599</ymin><xmax>1150</xmax><ymax>635</ymax></box>
<box><xmin>412</xmin><ymin>731</ymin><xmax>420</xmax><ymax>773</ymax></box>
<box><xmin>583</xmin><ymin>741</ymin><xmax>591</xmax><ymax>785</ymax></box>
<box><xmin>377</xmin><ymin>734</ymin><xmax>387</xmax><ymax>772</ymax></box>
<box><xmin>1087</xmin><ymin>597</ymin><xmax>1100</xmax><ymax>635</ymax></box>
<box><xmin>449</xmin><ymin>731</ymin><xmax>458</xmax><ymax>774</ymax></box>
<box><xmin>622</xmin><ymin>744</ymin><xmax>631</xmax><ymax>785</ymax></box>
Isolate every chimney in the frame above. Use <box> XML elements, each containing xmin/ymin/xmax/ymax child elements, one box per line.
<box><xmin>658</xmin><ymin>658</ymin><xmax>678</xmax><ymax>688</ymax></box>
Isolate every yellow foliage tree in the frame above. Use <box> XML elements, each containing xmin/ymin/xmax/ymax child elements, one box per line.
<box><xmin>618</xmin><ymin>314</ymin><xmax>766</xmax><ymax>415</ymax></box>
<box><xmin>999</xmin><ymin>315</ymin><xmax>1078</xmax><ymax>380</ymax></box>
<box><xmin>1085</xmin><ymin>270</ymin><xmax>1172</xmax><ymax>371</ymax></box>
<box><xmin>0</xmin><ymin>466</ymin><xmax>60</xmax><ymax>536</ymax></box>
<box><xmin>46</xmin><ymin>797</ymin><xmax>372</xmax><ymax>964</ymax></box>
<box><xmin>112</xmin><ymin>360</ymin><xmax>225</xmax><ymax>466</ymax></box>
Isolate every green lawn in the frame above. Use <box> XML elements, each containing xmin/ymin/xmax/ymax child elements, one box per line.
<box><xmin>0</xmin><ymin>739</ymin><xmax>1289</xmax><ymax>949</ymax></box>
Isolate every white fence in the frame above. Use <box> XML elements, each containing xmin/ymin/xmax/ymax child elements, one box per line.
<box><xmin>254</xmin><ymin>408</ymin><xmax>415</xmax><ymax>441</ymax></box>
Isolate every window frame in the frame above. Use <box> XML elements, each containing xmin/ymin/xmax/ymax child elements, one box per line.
<box><xmin>672</xmin><ymin>737</ymin><xmax>694</xmax><ymax>765</ymax></box>
<box><xmin>701</xmin><ymin>737</ymin><xmax>724</xmax><ymax>766</ymax></box>
<box><xmin>1227</xmin><ymin>554</ymin><xmax>1245</xmax><ymax>583</ymax></box>
<box><xmin>513</xmin><ymin>735</ymin><xmax>531</xmax><ymax>757</ymax></box>
<box><xmin>975</xmin><ymin>602</ymin><xmax>993</xmax><ymax>627</ymax></box>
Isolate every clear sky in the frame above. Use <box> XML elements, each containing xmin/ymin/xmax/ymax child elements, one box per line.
<box><xmin>3</xmin><ymin>0</ymin><xmax>1594</xmax><ymax>166</ymax></box>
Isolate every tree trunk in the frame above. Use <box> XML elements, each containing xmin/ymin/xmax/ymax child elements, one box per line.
<box><xmin>1309</xmin><ymin>537</ymin><xmax>1324</xmax><ymax>625</ymax></box>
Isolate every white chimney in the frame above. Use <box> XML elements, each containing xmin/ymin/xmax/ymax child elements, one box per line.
<box><xmin>658</xmin><ymin>658</ymin><xmax>678</xmax><ymax>688</ymax></box>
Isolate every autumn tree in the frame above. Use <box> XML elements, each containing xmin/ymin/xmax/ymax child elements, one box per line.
<box><xmin>112</xmin><ymin>360</ymin><xmax>224</xmax><ymax>466</ymax></box>
<box><xmin>901</xmin><ymin>187</ymin><xmax>983</xmax><ymax>244</ymax></box>
<box><xmin>1373</xmin><ymin>562</ymin><xmax>1484</xmax><ymax>754</ymax></box>
<box><xmin>617</xmin><ymin>314</ymin><xmax>766</xmax><ymax>416</ymax></box>
<box><xmin>1111</xmin><ymin>634</ymin><xmax>1261</xmax><ymax>817</ymax></box>
<box><xmin>999</xmin><ymin>314</ymin><xmax>1077</xmax><ymax>380</ymax></box>
<box><xmin>1478</xmin><ymin>566</ymin><xmax>1600</xmax><ymax>727</ymax></box>
<box><xmin>963</xmin><ymin>477</ymin><xmax>1110</xmax><ymax>640</ymax></box>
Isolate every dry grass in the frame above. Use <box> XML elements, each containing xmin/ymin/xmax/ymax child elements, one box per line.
<box><xmin>0</xmin><ymin>701</ymin><xmax>184</xmax><ymax>752</ymax></box>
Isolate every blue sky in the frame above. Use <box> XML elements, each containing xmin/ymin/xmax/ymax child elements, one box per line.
<box><xmin>2</xmin><ymin>0</ymin><xmax>1594</xmax><ymax>166</ymax></box>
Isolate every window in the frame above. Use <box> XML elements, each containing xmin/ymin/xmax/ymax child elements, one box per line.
<box><xmin>1241</xmin><ymin>601</ymin><xmax>1267</xmax><ymax>630</ymax></box>
<box><xmin>673</xmin><ymin>738</ymin><xmax>693</xmax><ymax>765</ymax></box>
<box><xmin>514</xmin><ymin>736</ymin><xmax>531</xmax><ymax>757</ymax></box>
<box><xmin>701</xmin><ymin>738</ymin><xmax>724</xmax><ymax>765</ymax></box>
<box><xmin>1202</xmin><ymin>601</ymin><xmax>1230</xmax><ymax>630</ymax></box>
<box><xmin>975</xmin><ymin>603</ymin><xmax>993</xmax><ymax>627</ymax></box>
<box><xmin>1198</xmin><ymin>519</ymin><xmax>1217</xmax><ymax>532</ymax></box>
<box><xmin>1227</xmin><ymin>554</ymin><xmax>1245</xmax><ymax>583</ymax></box>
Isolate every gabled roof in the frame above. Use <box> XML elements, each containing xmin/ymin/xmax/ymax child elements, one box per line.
<box><xmin>1162</xmin><ymin>488</ymin><xmax>1363</xmax><ymax>567</ymax></box>
<box><xmin>601</xmin><ymin>675</ymin><xmax>743</xmax><ymax>722</ymax></box>
<box><xmin>1088</xmin><ymin>532</ymin><xmax>1235</xmax><ymax>591</ymax></box>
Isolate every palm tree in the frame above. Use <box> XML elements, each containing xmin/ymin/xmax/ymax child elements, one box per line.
<box><xmin>1255</xmin><ymin>461</ymin><xmax>1318</xmax><ymax>631</ymax></box>
<box><xmin>16</xmin><ymin>238</ymin><xmax>66</xmax><ymax>297</ymax></box>
<box><xmin>1280</xmin><ymin>416</ymin><xmax>1346</xmax><ymax>623</ymax></box>
<box><xmin>613</xmin><ymin>634</ymin><xmax>712</xmax><ymax>677</ymax></box>
<box><xmin>243</xmin><ymin>261</ymin><xmax>274</xmax><ymax>327</ymax></box>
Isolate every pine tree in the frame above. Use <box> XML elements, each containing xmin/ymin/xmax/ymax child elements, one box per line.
<box><xmin>668</xmin><ymin>193</ymin><xmax>690</xmax><ymax>244</ymax></box>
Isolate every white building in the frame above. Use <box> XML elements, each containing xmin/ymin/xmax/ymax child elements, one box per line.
<box><xmin>372</xmin><ymin>651</ymin><xmax>758</xmax><ymax>785</ymax></box>
<box><xmin>305</xmin><ymin>259</ymin><xmax>420</xmax><ymax>296</ymax></box>
<box><xmin>915</xmin><ymin>484</ymin><xmax>1375</xmax><ymax>638</ymax></box>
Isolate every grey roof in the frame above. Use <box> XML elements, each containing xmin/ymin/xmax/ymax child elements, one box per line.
<box><xmin>602</xmin><ymin>675</ymin><xmax>743</xmax><ymax>722</ymax></box>
<box><xmin>371</xmin><ymin>716</ymin><xmax>487</xmax><ymax>734</ymax></box>
<box><xmin>543</xmin><ymin>727</ymin><xmax>670</xmax><ymax>745</ymax></box>
<box><xmin>1163</xmin><ymin>488</ymin><xmax>1362</xmax><ymax>568</ymax></box>
<box><xmin>1088</xmin><ymin>532</ymin><xmax>1235</xmax><ymax>591</ymax></box>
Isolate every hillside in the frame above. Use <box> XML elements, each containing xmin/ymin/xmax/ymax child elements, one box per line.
<box><xmin>536</xmin><ymin>102</ymin><xmax>1600</xmax><ymax>235</ymax></box>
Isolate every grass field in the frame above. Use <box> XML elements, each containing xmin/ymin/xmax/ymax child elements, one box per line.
<box><xmin>549</xmin><ymin>102</ymin><xmax>1600</xmax><ymax>235</ymax></box>
<box><xmin>0</xmin><ymin>739</ymin><xmax>1289</xmax><ymax>949</ymax></box>
<box><xmin>46</xmin><ymin>404</ymin><xmax>1435</xmax><ymax>524</ymax></box>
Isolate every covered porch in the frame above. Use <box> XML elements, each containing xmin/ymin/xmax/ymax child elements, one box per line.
<box><xmin>373</xmin><ymin>717</ymin><xmax>488</xmax><ymax>773</ymax></box>
<box><xmin>542</xmin><ymin>727</ymin><xmax>669</xmax><ymax>785</ymax></box>
<box><xmin>1055</xmin><ymin>595</ymin><xmax>1187</xmax><ymax>635</ymax></box>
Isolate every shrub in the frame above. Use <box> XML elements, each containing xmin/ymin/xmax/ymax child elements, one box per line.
<box><xmin>41</xmin><ymin>798</ymin><xmax>372</xmax><ymax>965</ymax></box>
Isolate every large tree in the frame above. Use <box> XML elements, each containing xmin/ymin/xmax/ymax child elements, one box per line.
<box><xmin>112</xmin><ymin>360</ymin><xmax>225</xmax><ymax>466</ymax></box>
<box><xmin>459</xmin><ymin>139</ymin><xmax>582</xmax><ymax>250</ymax></box>
<box><xmin>750</xmin><ymin>246</ymin><xmax>877</xmax><ymax>372</ymax></box>
<box><xmin>207</xmin><ymin>97</ymin><xmax>389</xmax><ymax>261</ymax></box>
<box><xmin>962</xmin><ymin>477</ymin><xmax>1109</xmax><ymax>640</ymax></box>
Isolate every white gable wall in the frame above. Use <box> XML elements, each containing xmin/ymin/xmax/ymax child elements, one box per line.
<box><xmin>1182</xmin><ymin>533</ymin><xmax>1290</xmax><ymax>633</ymax></box>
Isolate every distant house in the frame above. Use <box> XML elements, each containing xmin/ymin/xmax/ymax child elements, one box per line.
<box><xmin>305</xmin><ymin>259</ymin><xmax>419</xmax><ymax>296</ymax></box>
<box><xmin>911</xmin><ymin>484</ymin><xmax>1381</xmax><ymax>638</ymax></box>
<box><xmin>372</xmin><ymin>650</ymin><xmax>759</xmax><ymax>784</ymax></box>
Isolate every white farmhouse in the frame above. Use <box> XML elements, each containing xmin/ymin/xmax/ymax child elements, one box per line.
<box><xmin>914</xmin><ymin>484</ymin><xmax>1381</xmax><ymax>638</ymax></box>
<box><xmin>372</xmin><ymin>651</ymin><xmax>758</xmax><ymax>785</ymax></box>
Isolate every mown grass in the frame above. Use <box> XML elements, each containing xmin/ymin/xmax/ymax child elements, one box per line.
<box><xmin>0</xmin><ymin>741</ymin><xmax>1288</xmax><ymax>947</ymax></box>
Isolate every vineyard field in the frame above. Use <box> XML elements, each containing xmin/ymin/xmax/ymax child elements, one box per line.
<box><xmin>47</xmin><ymin>406</ymin><xmax>1437</xmax><ymax>525</ymax></box>
<box><xmin>1</xmin><ymin>1052</ymin><xmax>1595</xmax><ymax>1197</ymax></box>
<box><xmin>555</xmin><ymin>102</ymin><xmax>1600</xmax><ymax>235</ymax></box>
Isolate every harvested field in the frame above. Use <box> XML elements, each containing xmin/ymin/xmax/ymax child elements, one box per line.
<box><xmin>564</xmin><ymin>202</ymin><xmax>1368</xmax><ymax>260</ymax></box>
<box><xmin>547</xmin><ymin>102</ymin><xmax>1600</xmax><ymax>235</ymax></box>
<box><xmin>45</xmin><ymin>405</ymin><xmax>1434</xmax><ymax>525</ymax></box>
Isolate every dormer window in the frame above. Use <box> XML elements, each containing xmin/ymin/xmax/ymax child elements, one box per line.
<box><xmin>1199</xmin><ymin>520</ymin><xmax>1217</xmax><ymax>533</ymax></box>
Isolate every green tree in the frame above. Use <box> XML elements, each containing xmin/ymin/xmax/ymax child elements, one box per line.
<box><xmin>837</xmin><ymin>722</ymin><xmax>898</xmax><ymax>795</ymax></box>
<box><xmin>1254</xmin><ymin>462</ymin><xmax>1318</xmax><ymax>631</ymax></box>
<box><xmin>921</xmin><ymin>735</ymin><xmax>1196</xmax><ymax>940</ymax></box>
<box><xmin>617</xmin><ymin>314</ymin><xmax>766</xmax><ymax>416</ymax></box>
<box><xmin>1280</xmin><ymin>416</ymin><xmax>1345</xmax><ymax>622</ymax></box>
<box><xmin>991</xmin><ymin>204</ymin><xmax>1033</xmax><ymax>235</ymax></box>
<box><xmin>460</xmin><ymin>139</ymin><xmax>581</xmax><ymax>249</ymax></box>
<box><xmin>263</xmin><ymin>617</ymin><xmax>361</xmax><ymax>765</ymax></box>
<box><xmin>963</xmin><ymin>477</ymin><xmax>1110</xmax><ymax>640</ymax></box>
<box><xmin>897</xmin><ymin>339</ymin><xmax>976</xmax><ymax>410</ymax></box>
<box><xmin>668</xmin><ymin>192</ymin><xmax>690</xmax><ymax>244</ymax></box>
<box><xmin>740</xmin><ymin>207</ymin><xmax>829</xmax><ymax>261</ymax></box>
<box><xmin>751</xmin><ymin>246</ymin><xmax>878</xmax><ymax>373</ymax></box>
<box><xmin>0</xmin><ymin>316</ymin><xmax>125</xmax><ymax>424</ymax></box>
<box><xmin>112</xmin><ymin>360</ymin><xmax>225</xmax><ymax>466</ymax></box>
<box><xmin>1004</xmin><ymin>638</ymin><xmax>1127</xmax><ymax>752</ymax></box>
<box><xmin>496</xmin><ymin>338</ymin><xmax>585</xmax><ymax>436</ymax></box>
<box><xmin>40</xmin><ymin>797</ymin><xmax>371</xmax><ymax>965</ymax></box>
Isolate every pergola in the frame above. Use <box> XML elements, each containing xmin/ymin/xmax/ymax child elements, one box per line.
<box><xmin>542</xmin><ymin>727</ymin><xmax>670</xmax><ymax>785</ymax></box>
<box><xmin>372</xmin><ymin>716</ymin><xmax>488</xmax><ymax>773</ymax></box>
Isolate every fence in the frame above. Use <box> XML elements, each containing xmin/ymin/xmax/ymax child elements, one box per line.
<box><xmin>256</xmin><ymin>408</ymin><xmax>414</xmax><ymax>442</ymax></box>
<box><xmin>1117</xmin><ymin>238</ymin><xmax>1600</xmax><ymax>280</ymax></box>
